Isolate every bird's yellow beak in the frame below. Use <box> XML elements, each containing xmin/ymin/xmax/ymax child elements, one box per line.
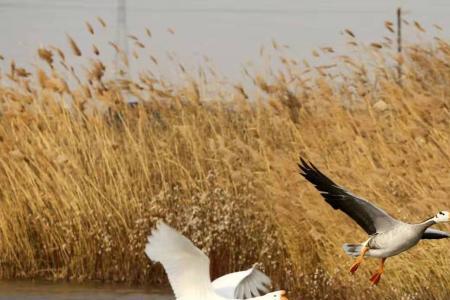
<box><xmin>280</xmin><ymin>290</ymin><xmax>288</xmax><ymax>300</ymax></box>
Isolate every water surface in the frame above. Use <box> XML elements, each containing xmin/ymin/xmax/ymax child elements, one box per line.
<box><xmin>0</xmin><ymin>281</ymin><xmax>173</xmax><ymax>300</ymax></box>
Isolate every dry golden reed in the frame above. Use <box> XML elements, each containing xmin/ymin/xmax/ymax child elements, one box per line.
<box><xmin>344</xmin><ymin>29</ymin><xmax>355</xmax><ymax>38</ymax></box>
<box><xmin>92</xmin><ymin>44</ymin><xmax>100</xmax><ymax>56</ymax></box>
<box><xmin>66</xmin><ymin>34</ymin><xmax>82</xmax><ymax>56</ymax></box>
<box><xmin>385</xmin><ymin>21</ymin><xmax>394</xmax><ymax>33</ymax></box>
<box><xmin>96</xmin><ymin>16</ymin><xmax>107</xmax><ymax>28</ymax></box>
<box><xmin>0</xmin><ymin>21</ymin><xmax>450</xmax><ymax>300</ymax></box>
<box><xmin>85</xmin><ymin>21</ymin><xmax>94</xmax><ymax>35</ymax></box>
<box><xmin>38</xmin><ymin>47</ymin><xmax>54</xmax><ymax>67</ymax></box>
<box><xmin>145</xmin><ymin>28</ymin><xmax>152</xmax><ymax>38</ymax></box>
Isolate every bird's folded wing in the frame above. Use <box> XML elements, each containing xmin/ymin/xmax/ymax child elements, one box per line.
<box><xmin>145</xmin><ymin>222</ymin><xmax>212</xmax><ymax>300</ymax></box>
<box><xmin>422</xmin><ymin>228</ymin><xmax>450</xmax><ymax>239</ymax></box>
<box><xmin>298</xmin><ymin>158</ymin><xmax>400</xmax><ymax>235</ymax></box>
<box><xmin>212</xmin><ymin>266</ymin><xmax>271</xmax><ymax>299</ymax></box>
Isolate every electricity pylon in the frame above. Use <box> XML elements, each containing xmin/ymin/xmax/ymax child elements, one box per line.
<box><xmin>115</xmin><ymin>0</ymin><xmax>129</xmax><ymax>76</ymax></box>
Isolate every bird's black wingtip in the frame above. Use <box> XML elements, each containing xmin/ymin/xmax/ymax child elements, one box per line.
<box><xmin>298</xmin><ymin>157</ymin><xmax>337</xmax><ymax>187</ymax></box>
<box><xmin>298</xmin><ymin>157</ymin><xmax>314</xmax><ymax>174</ymax></box>
<box><xmin>299</xmin><ymin>157</ymin><xmax>328</xmax><ymax>176</ymax></box>
<box><xmin>299</xmin><ymin>157</ymin><xmax>308</xmax><ymax>165</ymax></box>
<box><xmin>298</xmin><ymin>158</ymin><xmax>308</xmax><ymax>176</ymax></box>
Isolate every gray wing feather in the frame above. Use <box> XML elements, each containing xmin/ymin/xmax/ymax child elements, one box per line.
<box><xmin>422</xmin><ymin>228</ymin><xmax>450</xmax><ymax>239</ymax></box>
<box><xmin>235</xmin><ymin>268</ymin><xmax>271</xmax><ymax>299</ymax></box>
<box><xmin>298</xmin><ymin>158</ymin><xmax>400</xmax><ymax>235</ymax></box>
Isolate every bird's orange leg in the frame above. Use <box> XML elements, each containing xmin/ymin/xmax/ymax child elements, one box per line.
<box><xmin>350</xmin><ymin>246</ymin><xmax>369</xmax><ymax>274</ymax></box>
<box><xmin>369</xmin><ymin>258</ymin><xmax>386</xmax><ymax>285</ymax></box>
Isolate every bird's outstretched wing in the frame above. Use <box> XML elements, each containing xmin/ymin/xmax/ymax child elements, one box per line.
<box><xmin>298</xmin><ymin>158</ymin><xmax>400</xmax><ymax>235</ymax></box>
<box><xmin>422</xmin><ymin>228</ymin><xmax>450</xmax><ymax>239</ymax></box>
<box><xmin>212</xmin><ymin>266</ymin><xmax>271</xmax><ymax>299</ymax></box>
<box><xmin>145</xmin><ymin>222</ymin><xmax>213</xmax><ymax>300</ymax></box>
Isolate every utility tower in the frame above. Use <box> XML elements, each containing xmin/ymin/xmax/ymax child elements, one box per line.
<box><xmin>115</xmin><ymin>0</ymin><xmax>128</xmax><ymax>76</ymax></box>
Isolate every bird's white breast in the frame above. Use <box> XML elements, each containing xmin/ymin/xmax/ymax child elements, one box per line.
<box><xmin>369</xmin><ymin>225</ymin><xmax>421</xmax><ymax>258</ymax></box>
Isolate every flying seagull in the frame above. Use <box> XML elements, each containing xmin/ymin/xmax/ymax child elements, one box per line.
<box><xmin>298</xmin><ymin>158</ymin><xmax>449</xmax><ymax>285</ymax></box>
<box><xmin>145</xmin><ymin>221</ymin><xmax>289</xmax><ymax>300</ymax></box>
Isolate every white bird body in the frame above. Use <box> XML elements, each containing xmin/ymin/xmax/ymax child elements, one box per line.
<box><xmin>366</xmin><ymin>223</ymin><xmax>427</xmax><ymax>258</ymax></box>
<box><xmin>145</xmin><ymin>222</ymin><xmax>288</xmax><ymax>300</ymax></box>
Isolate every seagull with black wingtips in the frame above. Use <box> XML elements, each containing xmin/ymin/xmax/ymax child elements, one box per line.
<box><xmin>298</xmin><ymin>158</ymin><xmax>450</xmax><ymax>285</ymax></box>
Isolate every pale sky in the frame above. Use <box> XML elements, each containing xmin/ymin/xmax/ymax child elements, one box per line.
<box><xmin>0</xmin><ymin>0</ymin><xmax>449</xmax><ymax>78</ymax></box>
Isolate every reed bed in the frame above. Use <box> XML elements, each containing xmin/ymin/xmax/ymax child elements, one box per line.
<box><xmin>0</xmin><ymin>19</ymin><xmax>450</xmax><ymax>299</ymax></box>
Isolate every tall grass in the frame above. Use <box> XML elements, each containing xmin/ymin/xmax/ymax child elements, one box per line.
<box><xmin>0</xmin><ymin>19</ymin><xmax>450</xmax><ymax>299</ymax></box>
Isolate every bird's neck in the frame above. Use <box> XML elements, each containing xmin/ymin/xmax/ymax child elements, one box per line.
<box><xmin>418</xmin><ymin>218</ymin><xmax>436</xmax><ymax>231</ymax></box>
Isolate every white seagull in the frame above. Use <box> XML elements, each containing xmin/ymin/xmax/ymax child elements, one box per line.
<box><xmin>145</xmin><ymin>222</ymin><xmax>289</xmax><ymax>300</ymax></box>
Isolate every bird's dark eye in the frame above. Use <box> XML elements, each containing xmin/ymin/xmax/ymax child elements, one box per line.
<box><xmin>440</xmin><ymin>212</ymin><xmax>445</xmax><ymax>215</ymax></box>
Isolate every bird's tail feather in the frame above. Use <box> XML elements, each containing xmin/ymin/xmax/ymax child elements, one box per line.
<box><xmin>342</xmin><ymin>243</ymin><xmax>362</xmax><ymax>257</ymax></box>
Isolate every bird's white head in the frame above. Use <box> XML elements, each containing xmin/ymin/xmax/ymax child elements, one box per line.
<box><xmin>433</xmin><ymin>211</ymin><xmax>450</xmax><ymax>223</ymax></box>
<box><xmin>261</xmin><ymin>290</ymin><xmax>288</xmax><ymax>300</ymax></box>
